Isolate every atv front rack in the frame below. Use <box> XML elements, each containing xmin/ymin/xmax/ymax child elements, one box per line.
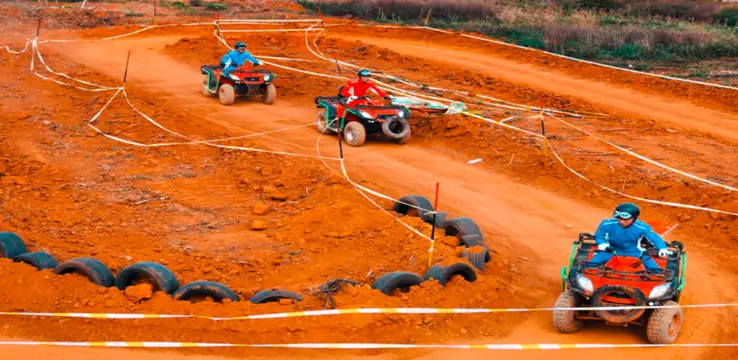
<box><xmin>579</xmin><ymin>267</ymin><xmax>675</xmax><ymax>282</ymax></box>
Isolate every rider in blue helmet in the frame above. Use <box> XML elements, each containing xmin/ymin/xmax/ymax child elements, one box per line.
<box><xmin>587</xmin><ymin>202</ymin><xmax>673</xmax><ymax>273</ymax></box>
<box><xmin>220</xmin><ymin>41</ymin><xmax>262</xmax><ymax>77</ymax></box>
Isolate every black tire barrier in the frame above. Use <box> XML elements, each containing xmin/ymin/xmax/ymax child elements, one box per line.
<box><xmin>444</xmin><ymin>217</ymin><xmax>483</xmax><ymax>238</ymax></box>
<box><xmin>53</xmin><ymin>257</ymin><xmax>115</xmax><ymax>287</ymax></box>
<box><xmin>591</xmin><ymin>285</ymin><xmax>647</xmax><ymax>323</ymax></box>
<box><xmin>371</xmin><ymin>271</ymin><xmax>424</xmax><ymax>296</ymax></box>
<box><xmin>115</xmin><ymin>261</ymin><xmax>179</xmax><ymax>295</ymax></box>
<box><xmin>250</xmin><ymin>289</ymin><xmax>303</xmax><ymax>304</ymax></box>
<box><xmin>392</xmin><ymin>195</ymin><xmax>434</xmax><ymax>217</ymax></box>
<box><xmin>459</xmin><ymin>234</ymin><xmax>486</xmax><ymax>248</ymax></box>
<box><xmin>14</xmin><ymin>251</ymin><xmax>58</xmax><ymax>270</ymax></box>
<box><xmin>461</xmin><ymin>247</ymin><xmax>491</xmax><ymax>271</ymax></box>
<box><xmin>172</xmin><ymin>280</ymin><xmax>240</xmax><ymax>303</ymax></box>
<box><xmin>421</xmin><ymin>210</ymin><xmax>447</xmax><ymax>229</ymax></box>
<box><xmin>424</xmin><ymin>262</ymin><xmax>477</xmax><ymax>286</ymax></box>
<box><xmin>381</xmin><ymin>116</ymin><xmax>411</xmax><ymax>140</ymax></box>
<box><xmin>0</xmin><ymin>232</ymin><xmax>28</xmax><ymax>259</ymax></box>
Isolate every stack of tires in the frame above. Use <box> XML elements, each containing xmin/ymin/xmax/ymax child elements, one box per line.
<box><xmin>366</xmin><ymin>195</ymin><xmax>494</xmax><ymax>297</ymax></box>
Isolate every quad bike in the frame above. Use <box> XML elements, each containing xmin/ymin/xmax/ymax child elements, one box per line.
<box><xmin>314</xmin><ymin>88</ymin><xmax>411</xmax><ymax>147</ymax></box>
<box><xmin>554</xmin><ymin>232</ymin><xmax>686</xmax><ymax>344</ymax></box>
<box><xmin>200</xmin><ymin>63</ymin><xmax>277</xmax><ymax>106</ymax></box>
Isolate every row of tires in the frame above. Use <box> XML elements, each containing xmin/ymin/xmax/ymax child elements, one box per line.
<box><xmin>1</xmin><ymin>231</ymin><xmax>475</xmax><ymax>304</ymax></box>
<box><xmin>391</xmin><ymin>194</ymin><xmax>492</xmax><ymax>271</ymax></box>
<box><xmin>0</xmin><ymin>232</ymin><xmax>303</xmax><ymax>304</ymax></box>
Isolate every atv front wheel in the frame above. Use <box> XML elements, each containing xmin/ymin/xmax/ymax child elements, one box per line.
<box><xmin>553</xmin><ymin>291</ymin><xmax>584</xmax><ymax>333</ymax></box>
<box><xmin>646</xmin><ymin>300</ymin><xmax>683</xmax><ymax>344</ymax></box>
<box><xmin>342</xmin><ymin>122</ymin><xmax>366</xmax><ymax>147</ymax></box>
<box><xmin>315</xmin><ymin>111</ymin><xmax>335</xmax><ymax>134</ymax></box>
<box><xmin>262</xmin><ymin>84</ymin><xmax>276</xmax><ymax>105</ymax></box>
<box><xmin>219</xmin><ymin>84</ymin><xmax>235</xmax><ymax>106</ymax></box>
<box><xmin>202</xmin><ymin>75</ymin><xmax>213</xmax><ymax>97</ymax></box>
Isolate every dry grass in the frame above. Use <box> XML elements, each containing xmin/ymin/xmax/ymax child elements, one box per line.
<box><xmin>299</xmin><ymin>0</ymin><xmax>738</xmax><ymax>61</ymax></box>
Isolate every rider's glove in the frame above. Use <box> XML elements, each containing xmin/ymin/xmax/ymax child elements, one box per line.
<box><xmin>597</xmin><ymin>243</ymin><xmax>609</xmax><ymax>251</ymax></box>
<box><xmin>658</xmin><ymin>248</ymin><xmax>673</xmax><ymax>257</ymax></box>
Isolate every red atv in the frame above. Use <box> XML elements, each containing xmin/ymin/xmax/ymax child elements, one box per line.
<box><xmin>314</xmin><ymin>89</ymin><xmax>411</xmax><ymax>147</ymax></box>
<box><xmin>554</xmin><ymin>232</ymin><xmax>686</xmax><ymax>344</ymax></box>
<box><xmin>200</xmin><ymin>64</ymin><xmax>276</xmax><ymax>106</ymax></box>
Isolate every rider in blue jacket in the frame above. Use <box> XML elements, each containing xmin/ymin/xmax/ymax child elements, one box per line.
<box><xmin>588</xmin><ymin>202</ymin><xmax>673</xmax><ymax>272</ymax></box>
<box><xmin>220</xmin><ymin>41</ymin><xmax>262</xmax><ymax>77</ymax></box>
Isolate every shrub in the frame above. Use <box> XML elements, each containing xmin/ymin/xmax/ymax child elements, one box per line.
<box><xmin>205</xmin><ymin>2</ymin><xmax>226</xmax><ymax>11</ymax></box>
<box><xmin>715</xmin><ymin>8</ymin><xmax>738</xmax><ymax>27</ymax></box>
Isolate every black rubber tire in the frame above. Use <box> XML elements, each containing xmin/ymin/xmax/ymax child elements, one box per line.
<box><xmin>0</xmin><ymin>232</ymin><xmax>27</xmax><ymax>259</ymax></box>
<box><xmin>591</xmin><ymin>285</ymin><xmax>647</xmax><ymax>323</ymax></box>
<box><xmin>250</xmin><ymin>289</ymin><xmax>303</xmax><ymax>304</ymax></box>
<box><xmin>553</xmin><ymin>291</ymin><xmax>584</xmax><ymax>333</ymax></box>
<box><xmin>53</xmin><ymin>258</ymin><xmax>115</xmax><ymax>287</ymax></box>
<box><xmin>459</xmin><ymin>234</ymin><xmax>486</xmax><ymax>248</ymax></box>
<box><xmin>262</xmin><ymin>83</ymin><xmax>276</xmax><ymax>105</ymax></box>
<box><xmin>219</xmin><ymin>84</ymin><xmax>235</xmax><ymax>105</ymax></box>
<box><xmin>392</xmin><ymin>195</ymin><xmax>433</xmax><ymax>217</ymax></box>
<box><xmin>342</xmin><ymin>121</ymin><xmax>366</xmax><ymax>147</ymax></box>
<box><xmin>381</xmin><ymin>116</ymin><xmax>411</xmax><ymax>140</ymax></box>
<box><xmin>444</xmin><ymin>217</ymin><xmax>483</xmax><ymax>238</ymax></box>
<box><xmin>421</xmin><ymin>211</ymin><xmax>447</xmax><ymax>229</ymax></box>
<box><xmin>115</xmin><ymin>262</ymin><xmax>179</xmax><ymax>294</ymax></box>
<box><xmin>461</xmin><ymin>246</ymin><xmax>491</xmax><ymax>271</ymax></box>
<box><xmin>172</xmin><ymin>280</ymin><xmax>240</xmax><ymax>303</ymax></box>
<box><xmin>371</xmin><ymin>271</ymin><xmax>423</xmax><ymax>296</ymax></box>
<box><xmin>13</xmin><ymin>251</ymin><xmax>58</xmax><ymax>270</ymax></box>
<box><xmin>424</xmin><ymin>262</ymin><xmax>477</xmax><ymax>286</ymax></box>
<box><xmin>394</xmin><ymin>131</ymin><xmax>411</xmax><ymax>145</ymax></box>
<box><xmin>646</xmin><ymin>300</ymin><xmax>683</xmax><ymax>344</ymax></box>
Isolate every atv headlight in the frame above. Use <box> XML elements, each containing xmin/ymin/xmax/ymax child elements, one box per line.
<box><xmin>398</xmin><ymin>109</ymin><xmax>406</xmax><ymax>118</ymax></box>
<box><xmin>575</xmin><ymin>274</ymin><xmax>594</xmax><ymax>293</ymax></box>
<box><xmin>263</xmin><ymin>74</ymin><xmax>272</xmax><ymax>82</ymax></box>
<box><xmin>649</xmin><ymin>282</ymin><xmax>672</xmax><ymax>299</ymax></box>
<box><xmin>359</xmin><ymin>111</ymin><xmax>375</xmax><ymax>120</ymax></box>
<box><xmin>229</xmin><ymin>74</ymin><xmax>240</xmax><ymax>82</ymax></box>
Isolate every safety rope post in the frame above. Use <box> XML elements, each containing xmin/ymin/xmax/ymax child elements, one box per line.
<box><xmin>424</xmin><ymin>8</ymin><xmax>433</xmax><ymax>26</ymax></box>
<box><xmin>215</xmin><ymin>12</ymin><xmax>222</xmax><ymax>39</ymax></box>
<box><xmin>153</xmin><ymin>0</ymin><xmax>157</xmax><ymax>24</ymax></box>
<box><xmin>36</xmin><ymin>18</ymin><xmax>42</xmax><ymax>37</ymax></box>
<box><xmin>122</xmin><ymin>50</ymin><xmax>131</xmax><ymax>84</ymax></box>
<box><xmin>427</xmin><ymin>182</ymin><xmax>440</xmax><ymax>268</ymax></box>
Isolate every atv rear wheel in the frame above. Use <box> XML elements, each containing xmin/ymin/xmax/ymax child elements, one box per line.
<box><xmin>262</xmin><ymin>83</ymin><xmax>276</xmax><ymax>105</ymax></box>
<box><xmin>646</xmin><ymin>301</ymin><xmax>683</xmax><ymax>344</ymax></box>
<box><xmin>202</xmin><ymin>75</ymin><xmax>213</xmax><ymax>97</ymax></box>
<box><xmin>553</xmin><ymin>291</ymin><xmax>584</xmax><ymax>333</ymax></box>
<box><xmin>219</xmin><ymin>84</ymin><xmax>235</xmax><ymax>106</ymax></box>
<box><xmin>342</xmin><ymin>122</ymin><xmax>366</xmax><ymax>147</ymax></box>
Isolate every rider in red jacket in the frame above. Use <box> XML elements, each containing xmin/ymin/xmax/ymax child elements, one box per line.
<box><xmin>340</xmin><ymin>69</ymin><xmax>388</xmax><ymax>107</ymax></box>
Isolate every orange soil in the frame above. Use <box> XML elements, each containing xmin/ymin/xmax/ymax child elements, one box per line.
<box><xmin>0</xmin><ymin>2</ymin><xmax>737</xmax><ymax>360</ymax></box>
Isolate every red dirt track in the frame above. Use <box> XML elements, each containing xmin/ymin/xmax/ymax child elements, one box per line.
<box><xmin>0</xmin><ymin>2</ymin><xmax>737</xmax><ymax>360</ymax></box>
